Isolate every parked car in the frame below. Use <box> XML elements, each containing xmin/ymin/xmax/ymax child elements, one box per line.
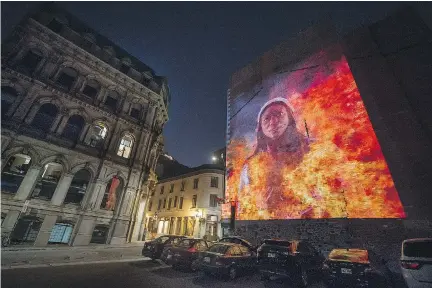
<box><xmin>163</xmin><ymin>238</ymin><xmax>212</xmax><ymax>271</ymax></box>
<box><xmin>323</xmin><ymin>248</ymin><xmax>392</xmax><ymax>287</ymax></box>
<box><xmin>142</xmin><ymin>235</ymin><xmax>186</xmax><ymax>260</ymax></box>
<box><xmin>218</xmin><ymin>236</ymin><xmax>256</xmax><ymax>251</ymax></box>
<box><xmin>257</xmin><ymin>239</ymin><xmax>324</xmax><ymax>287</ymax></box>
<box><xmin>400</xmin><ymin>238</ymin><xmax>432</xmax><ymax>288</ymax></box>
<box><xmin>199</xmin><ymin>243</ymin><xmax>257</xmax><ymax>280</ymax></box>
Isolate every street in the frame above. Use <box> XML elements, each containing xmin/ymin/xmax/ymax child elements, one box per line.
<box><xmin>1</xmin><ymin>259</ymin><xmax>326</xmax><ymax>288</ymax></box>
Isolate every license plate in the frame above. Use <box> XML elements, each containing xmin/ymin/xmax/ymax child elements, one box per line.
<box><xmin>167</xmin><ymin>254</ymin><xmax>172</xmax><ymax>259</ymax></box>
<box><xmin>341</xmin><ymin>268</ymin><xmax>352</xmax><ymax>274</ymax></box>
<box><xmin>204</xmin><ymin>257</ymin><xmax>210</xmax><ymax>263</ymax></box>
<box><xmin>268</xmin><ymin>253</ymin><xmax>276</xmax><ymax>258</ymax></box>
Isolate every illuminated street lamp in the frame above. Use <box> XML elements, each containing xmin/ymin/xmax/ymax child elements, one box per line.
<box><xmin>211</xmin><ymin>156</ymin><xmax>217</xmax><ymax>162</ymax></box>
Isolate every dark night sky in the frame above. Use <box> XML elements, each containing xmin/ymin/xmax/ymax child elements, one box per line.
<box><xmin>2</xmin><ymin>2</ymin><xmax>431</xmax><ymax>167</ymax></box>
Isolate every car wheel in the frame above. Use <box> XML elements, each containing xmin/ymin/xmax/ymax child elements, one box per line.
<box><xmin>228</xmin><ymin>266</ymin><xmax>237</xmax><ymax>280</ymax></box>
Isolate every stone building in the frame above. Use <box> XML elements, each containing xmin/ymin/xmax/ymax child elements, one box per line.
<box><xmin>227</xmin><ymin>6</ymin><xmax>432</xmax><ymax>273</ymax></box>
<box><xmin>1</xmin><ymin>4</ymin><xmax>169</xmax><ymax>246</ymax></box>
<box><xmin>145</xmin><ymin>165</ymin><xmax>224</xmax><ymax>241</ymax></box>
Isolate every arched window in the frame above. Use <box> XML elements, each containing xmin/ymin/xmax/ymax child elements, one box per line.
<box><xmin>31</xmin><ymin>103</ymin><xmax>58</xmax><ymax>132</ymax></box>
<box><xmin>62</xmin><ymin>114</ymin><xmax>85</xmax><ymax>142</ymax></box>
<box><xmin>48</xmin><ymin>222</ymin><xmax>74</xmax><ymax>244</ymax></box>
<box><xmin>104</xmin><ymin>90</ymin><xmax>119</xmax><ymax>111</ymax></box>
<box><xmin>18</xmin><ymin>49</ymin><xmax>43</xmax><ymax>75</ymax></box>
<box><xmin>32</xmin><ymin>162</ymin><xmax>63</xmax><ymax>200</ymax></box>
<box><xmin>81</xmin><ymin>79</ymin><xmax>100</xmax><ymax>99</ymax></box>
<box><xmin>1</xmin><ymin>87</ymin><xmax>18</xmax><ymax>120</ymax></box>
<box><xmin>56</xmin><ymin>67</ymin><xmax>78</xmax><ymax>90</ymax></box>
<box><xmin>1</xmin><ymin>154</ymin><xmax>32</xmax><ymax>194</ymax></box>
<box><xmin>85</xmin><ymin>122</ymin><xmax>108</xmax><ymax>148</ymax></box>
<box><xmin>100</xmin><ymin>176</ymin><xmax>124</xmax><ymax>211</ymax></box>
<box><xmin>64</xmin><ymin>169</ymin><xmax>91</xmax><ymax>204</ymax></box>
<box><xmin>117</xmin><ymin>134</ymin><xmax>134</xmax><ymax>158</ymax></box>
<box><xmin>130</xmin><ymin>103</ymin><xmax>142</xmax><ymax>120</ymax></box>
<box><xmin>10</xmin><ymin>216</ymin><xmax>42</xmax><ymax>245</ymax></box>
<box><xmin>90</xmin><ymin>225</ymin><xmax>109</xmax><ymax>244</ymax></box>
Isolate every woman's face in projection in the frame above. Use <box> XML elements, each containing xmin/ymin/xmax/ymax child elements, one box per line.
<box><xmin>261</xmin><ymin>103</ymin><xmax>290</xmax><ymax>140</ymax></box>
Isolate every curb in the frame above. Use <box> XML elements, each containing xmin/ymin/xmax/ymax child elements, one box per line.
<box><xmin>1</xmin><ymin>257</ymin><xmax>149</xmax><ymax>270</ymax></box>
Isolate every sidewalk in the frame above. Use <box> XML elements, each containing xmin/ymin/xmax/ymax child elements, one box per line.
<box><xmin>1</xmin><ymin>243</ymin><xmax>147</xmax><ymax>269</ymax></box>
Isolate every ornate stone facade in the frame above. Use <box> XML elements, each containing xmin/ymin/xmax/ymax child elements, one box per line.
<box><xmin>1</xmin><ymin>4</ymin><xmax>167</xmax><ymax>246</ymax></box>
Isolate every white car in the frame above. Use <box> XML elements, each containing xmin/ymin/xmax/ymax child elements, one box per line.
<box><xmin>400</xmin><ymin>238</ymin><xmax>432</xmax><ymax>288</ymax></box>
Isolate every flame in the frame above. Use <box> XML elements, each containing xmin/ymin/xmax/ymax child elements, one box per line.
<box><xmin>224</xmin><ymin>56</ymin><xmax>405</xmax><ymax>220</ymax></box>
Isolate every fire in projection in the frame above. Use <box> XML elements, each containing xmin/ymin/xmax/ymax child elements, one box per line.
<box><xmin>224</xmin><ymin>47</ymin><xmax>405</xmax><ymax>220</ymax></box>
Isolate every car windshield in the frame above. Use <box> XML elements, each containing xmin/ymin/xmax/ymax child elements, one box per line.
<box><xmin>155</xmin><ymin>236</ymin><xmax>169</xmax><ymax>243</ymax></box>
<box><xmin>403</xmin><ymin>240</ymin><xmax>432</xmax><ymax>258</ymax></box>
<box><xmin>264</xmin><ymin>239</ymin><xmax>292</xmax><ymax>246</ymax></box>
<box><xmin>177</xmin><ymin>239</ymin><xmax>196</xmax><ymax>247</ymax></box>
<box><xmin>328</xmin><ymin>249</ymin><xmax>370</xmax><ymax>264</ymax></box>
<box><xmin>208</xmin><ymin>244</ymin><xmax>229</xmax><ymax>254</ymax></box>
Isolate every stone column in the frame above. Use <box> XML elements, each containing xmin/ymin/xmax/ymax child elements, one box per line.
<box><xmin>95</xmin><ymin>87</ymin><xmax>107</xmax><ymax>106</ymax></box>
<box><xmin>34</xmin><ymin>215</ymin><xmax>58</xmax><ymax>247</ymax></box>
<box><xmin>72</xmin><ymin>218</ymin><xmax>96</xmax><ymax>246</ymax></box>
<box><xmin>54</xmin><ymin>114</ymin><xmax>69</xmax><ymax>135</ymax></box>
<box><xmin>23</xmin><ymin>105</ymin><xmax>41</xmax><ymax>125</ymax></box>
<box><xmin>14</xmin><ymin>165</ymin><xmax>42</xmax><ymax>201</ymax></box>
<box><xmin>80</xmin><ymin>181</ymin><xmax>96</xmax><ymax>210</ymax></box>
<box><xmin>91</xmin><ymin>181</ymin><xmax>108</xmax><ymax>210</ymax></box>
<box><xmin>51</xmin><ymin>173</ymin><xmax>74</xmax><ymax>205</ymax></box>
<box><xmin>2</xmin><ymin>210</ymin><xmax>21</xmax><ymax>236</ymax></box>
<box><xmin>110</xmin><ymin>219</ymin><xmax>129</xmax><ymax>245</ymax></box>
<box><xmin>145</xmin><ymin>104</ymin><xmax>156</xmax><ymax>128</ymax></box>
<box><xmin>131</xmin><ymin>199</ymin><xmax>146</xmax><ymax>241</ymax></box>
<box><xmin>79</xmin><ymin>123</ymin><xmax>91</xmax><ymax>142</ymax></box>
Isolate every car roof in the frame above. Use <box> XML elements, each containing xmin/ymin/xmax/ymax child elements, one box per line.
<box><xmin>328</xmin><ymin>248</ymin><xmax>370</xmax><ymax>264</ymax></box>
<box><xmin>213</xmin><ymin>242</ymin><xmax>238</xmax><ymax>246</ymax></box>
<box><xmin>402</xmin><ymin>238</ymin><xmax>432</xmax><ymax>243</ymax></box>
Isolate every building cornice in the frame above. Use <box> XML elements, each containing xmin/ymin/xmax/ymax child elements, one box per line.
<box><xmin>26</xmin><ymin>18</ymin><xmax>169</xmax><ymax>122</ymax></box>
<box><xmin>157</xmin><ymin>168</ymin><xmax>225</xmax><ymax>184</ymax></box>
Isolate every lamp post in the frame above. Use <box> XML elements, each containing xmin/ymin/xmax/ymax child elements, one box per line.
<box><xmin>230</xmin><ymin>199</ymin><xmax>237</xmax><ymax>234</ymax></box>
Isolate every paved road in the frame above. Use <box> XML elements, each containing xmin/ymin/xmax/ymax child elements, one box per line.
<box><xmin>1</xmin><ymin>259</ymin><xmax>326</xmax><ymax>288</ymax></box>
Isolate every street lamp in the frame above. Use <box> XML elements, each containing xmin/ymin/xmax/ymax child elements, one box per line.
<box><xmin>230</xmin><ymin>199</ymin><xmax>237</xmax><ymax>233</ymax></box>
<box><xmin>211</xmin><ymin>156</ymin><xmax>217</xmax><ymax>162</ymax></box>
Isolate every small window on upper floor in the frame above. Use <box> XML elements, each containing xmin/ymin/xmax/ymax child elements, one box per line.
<box><xmin>56</xmin><ymin>67</ymin><xmax>78</xmax><ymax>91</ymax></box>
<box><xmin>85</xmin><ymin>122</ymin><xmax>107</xmax><ymax>148</ymax></box>
<box><xmin>192</xmin><ymin>195</ymin><xmax>197</xmax><ymax>208</ymax></box>
<box><xmin>47</xmin><ymin>18</ymin><xmax>63</xmax><ymax>33</ymax></box>
<box><xmin>82</xmin><ymin>79</ymin><xmax>100</xmax><ymax>99</ymax></box>
<box><xmin>210</xmin><ymin>176</ymin><xmax>218</xmax><ymax>188</ymax></box>
<box><xmin>19</xmin><ymin>49</ymin><xmax>43</xmax><ymax>75</ymax></box>
<box><xmin>120</xmin><ymin>63</ymin><xmax>130</xmax><ymax>75</ymax></box>
<box><xmin>210</xmin><ymin>194</ymin><xmax>218</xmax><ymax>207</ymax></box>
<box><xmin>117</xmin><ymin>134</ymin><xmax>134</xmax><ymax>159</ymax></box>
<box><xmin>169</xmin><ymin>184</ymin><xmax>174</xmax><ymax>193</ymax></box>
<box><xmin>104</xmin><ymin>91</ymin><xmax>119</xmax><ymax>111</ymax></box>
<box><xmin>193</xmin><ymin>178</ymin><xmax>199</xmax><ymax>189</ymax></box>
<box><xmin>160</xmin><ymin>186</ymin><xmax>164</xmax><ymax>195</ymax></box>
<box><xmin>130</xmin><ymin>103</ymin><xmax>141</xmax><ymax>120</ymax></box>
<box><xmin>180</xmin><ymin>180</ymin><xmax>186</xmax><ymax>191</ymax></box>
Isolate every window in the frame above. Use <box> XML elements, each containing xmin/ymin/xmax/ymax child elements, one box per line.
<box><xmin>90</xmin><ymin>225</ymin><xmax>109</xmax><ymax>244</ymax></box>
<box><xmin>169</xmin><ymin>184</ymin><xmax>174</xmax><ymax>193</ymax></box>
<box><xmin>64</xmin><ymin>169</ymin><xmax>90</xmax><ymax>204</ymax></box>
<box><xmin>104</xmin><ymin>91</ymin><xmax>119</xmax><ymax>111</ymax></box>
<box><xmin>31</xmin><ymin>103</ymin><xmax>58</xmax><ymax>132</ymax></box>
<box><xmin>151</xmin><ymin>189</ymin><xmax>155</xmax><ymax>196</ymax></box>
<box><xmin>85</xmin><ymin>122</ymin><xmax>107</xmax><ymax>148</ymax></box>
<box><xmin>1</xmin><ymin>86</ymin><xmax>18</xmax><ymax>119</ymax></box>
<box><xmin>163</xmin><ymin>198</ymin><xmax>167</xmax><ymax>209</ymax></box>
<box><xmin>1</xmin><ymin>154</ymin><xmax>31</xmax><ymax>194</ymax></box>
<box><xmin>117</xmin><ymin>134</ymin><xmax>134</xmax><ymax>158</ymax></box>
<box><xmin>180</xmin><ymin>180</ymin><xmax>186</xmax><ymax>191</ymax></box>
<box><xmin>10</xmin><ymin>216</ymin><xmax>42</xmax><ymax>245</ymax></box>
<box><xmin>193</xmin><ymin>178</ymin><xmax>199</xmax><ymax>189</ymax></box>
<box><xmin>148</xmin><ymin>200</ymin><xmax>152</xmax><ymax>211</ymax></box>
<box><xmin>62</xmin><ymin>114</ymin><xmax>85</xmax><ymax>142</ymax></box>
<box><xmin>168</xmin><ymin>198</ymin><xmax>172</xmax><ymax>210</ymax></box>
<box><xmin>48</xmin><ymin>223</ymin><xmax>73</xmax><ymax>244</ymax></box>
<box><xmin>82</xmin><ymin>79</ymin><xmax>100</xmax><ymax>99</ymax></box>
<box><xmin>210</xmin><ymin>176</ymin><xmax>219</xmax><ymax>188</ymax></box>
<box><xmin>100</xmin><ymin>177</ymin><xmax>124</xmax><ymax>211</ymax></box>
<box><xmin>157</xmin><ymin>199</ymin><xmax>162</xmax><ymax>210</ymax></box>
<box><xmin>192</xmin><ymin>195</ymin><xmax>197</xmax><ymax>208</ymax></box>
<box><xmin>56</xmin><ymin>67</ymin><xmax>77</xmax><ymax>90</ymax></box>
<box><xmin>130</xmin><ymin>107</ymin><xmax>141</xmax><ymax>119</ymax></box>
<box><xmin>120</xmin><ymin>63</ymin><xmax>130</xmax><ymax>74</ymax></box>
<box><xmin>179</xmin><ymin>197</ymin><xmax>184</xmax><ymax>209</ymax></box>
<box><xmin>47</xmin><ymin>18</ymin><xmax>63</xmax><ymax>33</ymax></box>
<box><xmin>174</xmin><ymin>196</ymin><xmax>178</xmax><ymax>208</ymax></box>
<box><xmin>210</xmin><ymin>194</ymin><xmax>218</xmax><ymax>207</ymax></box>
<box><xmin>19</xmin><ymin>50</ymin><xmax>43</xmax><ymax>75</ymax></box>
<box><xmin>160</xmin><ymin>186</ymin><xmax>164</xmax><ymax>195</ymax></box>
<box><xmin>32</xmin><ymin>162</ymin><xmax>63</xmax><ymax>200</ymax></box>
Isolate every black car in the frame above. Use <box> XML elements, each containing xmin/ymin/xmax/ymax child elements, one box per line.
<box><xmin>218</xmin><ymin>236</ymin><xmax>255</xmax><ymax>251</ymax></box>
<box><xmin>199</xmin><ymin>243</ymin><xmax>257</xmax><ymax>280</ymax></box>
<box><xmin>323</xmin><ymin>248</ymin><xmax>392</xmax><ymax>287</ymax></box>
<box><xmin>257</xmin><ymin>239</ymin><xmax>324</xmax><ymax>287</ymax></box>
<box><xmin>142</xmin><ymin>235</ymin><xmax>186</xmax><ymax>260</ymax></box>
<box><xmin>164</xmin><ymin>238</ymin><xmax>212</xmax><ymax>271</ymax></box>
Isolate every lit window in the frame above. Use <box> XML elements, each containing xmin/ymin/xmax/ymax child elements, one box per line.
<box><xmin>117</xmin><ymin>134</ymin><xmax>134</xmax><ymax>158</ymax></box>
<box><xmin>85</xmin><ymin>122</ymin><xmax>107</xmax><ymax>148</ymax></box>
<box><xmin>192</xmin><ymin>195</ymin><xmax>197</xmax><ymax>208</ymax></box>
<box><xmin>210</xmin><ymin>176</ymin><xmax>218</xmax><ymax>188</ymax></box>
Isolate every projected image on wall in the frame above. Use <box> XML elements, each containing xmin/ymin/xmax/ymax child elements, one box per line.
<box><xmin>224</xmin><ymin>47</ymin><xmax>405</xmax><ymax>220</ymax></box>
